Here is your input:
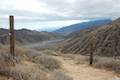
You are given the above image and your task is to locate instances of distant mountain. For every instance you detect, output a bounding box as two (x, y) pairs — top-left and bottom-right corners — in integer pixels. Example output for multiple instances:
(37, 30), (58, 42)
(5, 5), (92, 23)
(60, 18), (120, 57)
(54, 19), (112, 35)
(67, 26), (99, 38)
(0, 28), (64, 45)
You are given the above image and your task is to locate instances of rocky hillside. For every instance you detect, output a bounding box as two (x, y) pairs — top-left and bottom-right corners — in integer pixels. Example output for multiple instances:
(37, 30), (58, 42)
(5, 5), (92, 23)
(0, 28), (64, 45)
(60, 18), (120, 57)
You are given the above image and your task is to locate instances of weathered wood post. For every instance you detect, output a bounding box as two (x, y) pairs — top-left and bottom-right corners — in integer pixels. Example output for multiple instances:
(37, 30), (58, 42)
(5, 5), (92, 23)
(9, 16), (15, 56)
(89, 33), (94, 65)
(89, 44), (93, 65)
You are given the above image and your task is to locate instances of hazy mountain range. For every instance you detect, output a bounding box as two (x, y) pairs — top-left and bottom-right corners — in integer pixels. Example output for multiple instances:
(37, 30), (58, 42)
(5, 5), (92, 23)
(0, 19), (113, 46)
(54, 19), (112, 35)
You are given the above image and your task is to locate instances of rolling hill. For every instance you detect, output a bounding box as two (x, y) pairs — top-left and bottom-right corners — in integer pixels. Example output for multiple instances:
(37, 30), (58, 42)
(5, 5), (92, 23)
(60, 18), (120, 57)
(0, 28), (64, 45)
(54, 19), (112, 35)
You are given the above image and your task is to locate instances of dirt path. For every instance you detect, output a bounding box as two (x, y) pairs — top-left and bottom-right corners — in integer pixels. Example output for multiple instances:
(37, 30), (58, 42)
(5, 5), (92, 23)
(53, 55), (119, 80)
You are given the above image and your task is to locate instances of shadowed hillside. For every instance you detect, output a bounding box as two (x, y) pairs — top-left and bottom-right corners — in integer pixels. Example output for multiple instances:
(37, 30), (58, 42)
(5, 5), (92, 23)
(60, 18), (120, 57)
(0, 28), (64, 45)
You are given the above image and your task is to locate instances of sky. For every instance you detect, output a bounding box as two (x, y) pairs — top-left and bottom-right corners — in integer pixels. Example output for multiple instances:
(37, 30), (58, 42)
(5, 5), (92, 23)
(0, 0), (120, 31)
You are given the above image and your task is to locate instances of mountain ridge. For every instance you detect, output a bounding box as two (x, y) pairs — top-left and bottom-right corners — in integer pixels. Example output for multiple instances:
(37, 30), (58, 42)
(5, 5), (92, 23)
(60, 18), (120, 57)
(54, 19), (112, 35)
(0, 28), (64, 45)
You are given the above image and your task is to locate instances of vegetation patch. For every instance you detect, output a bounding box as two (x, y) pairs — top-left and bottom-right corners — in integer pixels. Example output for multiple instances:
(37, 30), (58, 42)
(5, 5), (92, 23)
(33, 55), (61, 70)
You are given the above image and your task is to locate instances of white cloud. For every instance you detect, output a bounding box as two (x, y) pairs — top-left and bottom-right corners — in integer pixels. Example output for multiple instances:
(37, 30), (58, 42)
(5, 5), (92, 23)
(40, 0), (120, 19)
(1, 0), (47, 12)
(0, 0), (120, 20)
(1, 0), (120, 30)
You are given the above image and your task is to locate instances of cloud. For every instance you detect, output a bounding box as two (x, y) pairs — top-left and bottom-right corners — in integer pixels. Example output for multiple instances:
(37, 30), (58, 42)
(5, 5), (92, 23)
(0, 0), (120, 21)
(40, 0), (120, 19)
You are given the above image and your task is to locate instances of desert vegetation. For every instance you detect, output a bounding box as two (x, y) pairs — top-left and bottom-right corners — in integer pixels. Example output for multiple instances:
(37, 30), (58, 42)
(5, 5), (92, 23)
(61, 53), (120, 73)
(1, 18), (120, 80)
(0, 45), (72, 80)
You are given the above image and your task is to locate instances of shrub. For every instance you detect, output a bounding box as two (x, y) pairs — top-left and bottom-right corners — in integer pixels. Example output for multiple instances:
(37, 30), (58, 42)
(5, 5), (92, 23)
(51, 70), (73, 80)
(42, 49), (58, 56)
(8, 65), (48, 80)
(0, 75), (8, 80)
(0, 63), (49, 80)
(33, 55), (61, 70)
(94, 58), (120, 73)
(24, 50), (42, 60)
(0, 52), (15, 76)
(0, 45), (29, 64)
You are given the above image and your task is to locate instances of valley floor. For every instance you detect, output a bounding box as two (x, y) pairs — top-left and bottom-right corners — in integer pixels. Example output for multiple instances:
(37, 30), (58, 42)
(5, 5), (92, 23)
(23, 39), (64, 50)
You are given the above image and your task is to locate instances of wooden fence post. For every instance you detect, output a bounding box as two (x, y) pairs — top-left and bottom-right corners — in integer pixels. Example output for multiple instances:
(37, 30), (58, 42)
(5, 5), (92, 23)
(9, 16), (15, 56)
(89, 43), (93, 65)
(89, 33), (94, 65)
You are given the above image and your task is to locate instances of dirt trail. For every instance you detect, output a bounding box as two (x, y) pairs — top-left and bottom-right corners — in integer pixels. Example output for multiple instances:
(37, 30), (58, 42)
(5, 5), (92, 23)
(53, 55), (119, 80)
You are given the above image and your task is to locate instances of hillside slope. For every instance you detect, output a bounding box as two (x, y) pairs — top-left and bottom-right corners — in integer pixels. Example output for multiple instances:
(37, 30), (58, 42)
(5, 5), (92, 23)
(0, 28), (64, 45)
(60, 18), (120, 57)
(54, 19), (112, 35)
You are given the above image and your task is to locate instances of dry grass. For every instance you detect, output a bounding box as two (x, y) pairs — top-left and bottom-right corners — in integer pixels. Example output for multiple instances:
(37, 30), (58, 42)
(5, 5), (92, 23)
(8, 63), (48, 80)
(33, 55), (61, 70)
(0, 45), (29, 64)
(75, 55), (120, 73)
(42, 49), (58, 56)
(0, 45), (65, 80)
(0, 45), (30, 79)
(61, 53), (120, 73)
(0, 61), (49, 80)
(94, 57), (120, 73)
(61, 54), (89, 64)
(0, 75), (8, 80)
(51, 70), (73, 80)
